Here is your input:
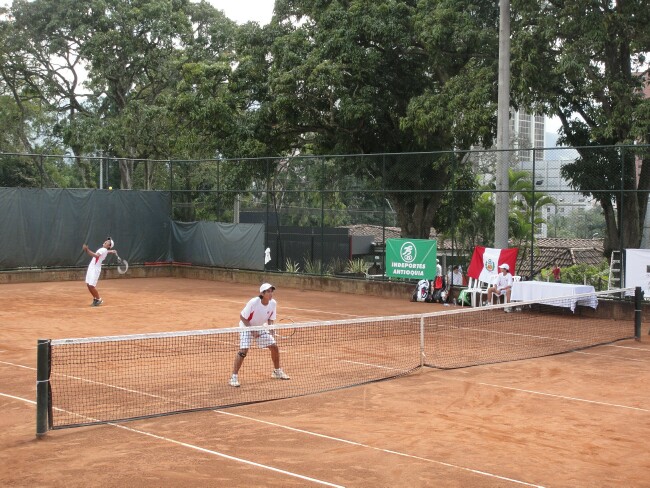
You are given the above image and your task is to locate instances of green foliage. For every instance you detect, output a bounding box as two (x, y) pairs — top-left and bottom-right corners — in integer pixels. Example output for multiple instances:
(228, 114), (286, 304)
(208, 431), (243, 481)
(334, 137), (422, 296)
(345, 258), (367, 275)
(262, 0), (500, 238)
(540, 262), (609, 290)
(303, 258), (323, 275)
(284, 258), (300, 274)
(546, 207), (606, 239)
(511, 0), (650, 251)
(328, 257), (347, 275)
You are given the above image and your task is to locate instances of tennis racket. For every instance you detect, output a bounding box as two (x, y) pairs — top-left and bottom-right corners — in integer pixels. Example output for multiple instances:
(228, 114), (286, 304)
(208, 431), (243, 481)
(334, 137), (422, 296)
(115, 253), (129, 274)
(274, 317), (296, 339)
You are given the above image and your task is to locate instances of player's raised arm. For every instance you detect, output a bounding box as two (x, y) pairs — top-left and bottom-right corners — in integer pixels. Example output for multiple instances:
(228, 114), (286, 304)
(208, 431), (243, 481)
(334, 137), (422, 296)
(82, 244), (99, 258)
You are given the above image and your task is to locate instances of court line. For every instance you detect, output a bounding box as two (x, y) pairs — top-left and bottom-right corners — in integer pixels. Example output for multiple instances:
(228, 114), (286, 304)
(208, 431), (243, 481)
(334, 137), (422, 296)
(0, 297), (365, 320)
(0, 387), (544, 488)
(604, 343), (650, 352)
(475, 382), (650, 412)
(215, 410), (545, 487)
(0, 392), (344, 488)
(574, 350), (650, 363)
(436, 376), (649, 413)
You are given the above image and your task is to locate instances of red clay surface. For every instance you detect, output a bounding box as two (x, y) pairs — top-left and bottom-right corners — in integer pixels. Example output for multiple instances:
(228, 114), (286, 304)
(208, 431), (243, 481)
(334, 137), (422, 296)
(1, 277), (649, 487)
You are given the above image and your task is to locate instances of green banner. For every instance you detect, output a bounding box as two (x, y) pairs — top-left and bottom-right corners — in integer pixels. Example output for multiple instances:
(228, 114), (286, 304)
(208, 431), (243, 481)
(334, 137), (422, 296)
(385, 238), (437, 279)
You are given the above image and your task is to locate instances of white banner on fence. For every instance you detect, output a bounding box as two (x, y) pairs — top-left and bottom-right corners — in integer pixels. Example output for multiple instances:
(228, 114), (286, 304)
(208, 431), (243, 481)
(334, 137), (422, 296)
(624, 249), (650, 297)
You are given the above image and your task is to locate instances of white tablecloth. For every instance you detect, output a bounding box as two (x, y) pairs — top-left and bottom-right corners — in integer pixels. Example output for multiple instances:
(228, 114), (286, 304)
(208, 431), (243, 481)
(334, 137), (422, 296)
(510, 282), (598, 312)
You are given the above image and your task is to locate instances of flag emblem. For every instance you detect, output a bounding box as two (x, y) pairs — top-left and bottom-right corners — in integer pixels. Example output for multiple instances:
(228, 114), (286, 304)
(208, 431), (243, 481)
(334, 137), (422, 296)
(467, 246), (518, 283)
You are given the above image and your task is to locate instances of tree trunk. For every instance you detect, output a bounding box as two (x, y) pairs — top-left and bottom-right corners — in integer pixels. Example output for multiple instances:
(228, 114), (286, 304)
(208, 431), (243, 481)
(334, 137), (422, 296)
(119, 159), (133, 189)
(621, 192), (640, 249)
(392, 192), (444, 239)
(602, 199), (618, 258)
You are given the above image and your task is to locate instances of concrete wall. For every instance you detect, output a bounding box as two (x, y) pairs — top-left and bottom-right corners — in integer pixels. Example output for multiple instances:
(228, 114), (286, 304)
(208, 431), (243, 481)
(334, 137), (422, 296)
(0, 265), (413, 299)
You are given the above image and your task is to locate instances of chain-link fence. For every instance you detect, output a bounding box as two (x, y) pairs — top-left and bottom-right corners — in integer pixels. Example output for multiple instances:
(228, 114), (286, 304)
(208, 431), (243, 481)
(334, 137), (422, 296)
(2, 145), (649, 284)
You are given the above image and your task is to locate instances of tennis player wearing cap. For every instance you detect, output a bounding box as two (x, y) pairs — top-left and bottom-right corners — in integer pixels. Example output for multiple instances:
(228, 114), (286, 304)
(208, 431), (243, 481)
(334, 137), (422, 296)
(486, 263), (514, 307)
(230, 283), (290, 387)
(82, 237), (117, 307)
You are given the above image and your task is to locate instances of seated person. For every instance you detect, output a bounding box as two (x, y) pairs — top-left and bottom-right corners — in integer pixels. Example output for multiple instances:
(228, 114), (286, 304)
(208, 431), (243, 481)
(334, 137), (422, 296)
(486, 263), (514, 305)
(447, 265), (463, 287)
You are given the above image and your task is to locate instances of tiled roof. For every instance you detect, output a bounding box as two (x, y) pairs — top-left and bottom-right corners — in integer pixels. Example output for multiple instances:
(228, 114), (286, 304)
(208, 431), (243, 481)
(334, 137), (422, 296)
(345, 224), (404, 240)
(515, 238), (605, 279)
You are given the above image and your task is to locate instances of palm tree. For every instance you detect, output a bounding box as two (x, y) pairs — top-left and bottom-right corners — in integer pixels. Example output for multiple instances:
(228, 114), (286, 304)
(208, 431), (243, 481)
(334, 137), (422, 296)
(508, 169), (554, 248)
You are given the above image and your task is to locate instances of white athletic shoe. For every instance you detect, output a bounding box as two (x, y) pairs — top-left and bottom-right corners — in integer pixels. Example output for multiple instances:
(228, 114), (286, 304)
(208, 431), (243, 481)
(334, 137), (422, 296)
(229, 375), (240, 387)
(271, 369), (290, 380)
(504, 307), (512, 313)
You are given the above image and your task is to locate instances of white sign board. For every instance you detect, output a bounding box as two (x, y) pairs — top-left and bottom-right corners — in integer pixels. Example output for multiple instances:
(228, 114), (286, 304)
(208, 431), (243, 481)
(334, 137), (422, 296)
(624, 249), (650, 296)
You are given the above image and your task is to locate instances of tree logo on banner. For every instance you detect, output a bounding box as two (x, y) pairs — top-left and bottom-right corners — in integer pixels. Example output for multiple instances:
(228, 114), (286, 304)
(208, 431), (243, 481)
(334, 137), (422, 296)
(400, 241), (417, 263)
(485, 258), (496, 273)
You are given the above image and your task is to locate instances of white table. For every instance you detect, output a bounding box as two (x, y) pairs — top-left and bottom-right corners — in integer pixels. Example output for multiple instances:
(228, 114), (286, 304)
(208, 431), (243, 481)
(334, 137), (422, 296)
(510, 281), (598, 312)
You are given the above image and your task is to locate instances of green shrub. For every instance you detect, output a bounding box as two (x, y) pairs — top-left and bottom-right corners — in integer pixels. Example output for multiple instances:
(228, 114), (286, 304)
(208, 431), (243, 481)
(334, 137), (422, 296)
(303, 258), (323, 275)
(345, 258), (367, 275)
(542, 261), (609, 290)
(284, 258), (301, 273)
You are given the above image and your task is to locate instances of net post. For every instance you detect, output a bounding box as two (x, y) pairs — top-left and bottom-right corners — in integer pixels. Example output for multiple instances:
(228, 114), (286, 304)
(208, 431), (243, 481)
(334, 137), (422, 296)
(419, 316), (425, 368)
(36, 339), (51, 437)
(634, 287), (643, 340)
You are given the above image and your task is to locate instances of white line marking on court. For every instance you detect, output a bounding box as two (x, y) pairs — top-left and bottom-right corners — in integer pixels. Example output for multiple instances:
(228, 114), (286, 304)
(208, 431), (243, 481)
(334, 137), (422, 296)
(574, 351), (649, 362)
(282, 306), (364, 318)
(0, 392), (35, 404)
(0, 360), (35, 370)
(476, 382), (650, 412)
(0, 391), (344, 488)
(215, 410), (544, 487)
(604, 344), (650, 352)
(106, 424), (345, 487)
(179, 296), (366, 319)
(1, 361), (541, 487)
(436, 377), (650, 413)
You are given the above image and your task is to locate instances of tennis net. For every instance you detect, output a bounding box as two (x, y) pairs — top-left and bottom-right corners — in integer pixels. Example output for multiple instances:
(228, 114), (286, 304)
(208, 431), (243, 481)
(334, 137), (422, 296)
(37, 287), (640, 433)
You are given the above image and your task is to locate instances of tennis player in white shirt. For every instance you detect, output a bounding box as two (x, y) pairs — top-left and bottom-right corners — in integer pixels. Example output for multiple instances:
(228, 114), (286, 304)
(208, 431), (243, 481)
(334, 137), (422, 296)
(230, 283), (290, 387)
(486, 263), (514, 306)
(82, 237), (117, 307)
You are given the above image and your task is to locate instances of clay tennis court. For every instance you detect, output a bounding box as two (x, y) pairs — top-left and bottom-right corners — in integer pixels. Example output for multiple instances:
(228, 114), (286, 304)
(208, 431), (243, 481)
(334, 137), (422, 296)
(1, 276), (650, 487)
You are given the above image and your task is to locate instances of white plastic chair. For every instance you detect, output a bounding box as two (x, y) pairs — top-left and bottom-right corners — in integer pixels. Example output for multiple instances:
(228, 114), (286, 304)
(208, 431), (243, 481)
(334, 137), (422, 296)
(464, 277), (490, 307)
(459, 278), (477, 307)
(480, 274), (499, 305)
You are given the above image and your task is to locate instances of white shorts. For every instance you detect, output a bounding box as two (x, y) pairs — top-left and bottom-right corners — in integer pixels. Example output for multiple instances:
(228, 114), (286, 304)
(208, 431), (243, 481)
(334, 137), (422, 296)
(239, 328), (276, 349)
(85, 266), (101, 287)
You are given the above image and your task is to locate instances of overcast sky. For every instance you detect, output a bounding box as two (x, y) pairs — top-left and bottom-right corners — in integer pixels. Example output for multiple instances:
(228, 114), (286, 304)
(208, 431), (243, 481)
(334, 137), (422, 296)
(209, 0), (274, 25)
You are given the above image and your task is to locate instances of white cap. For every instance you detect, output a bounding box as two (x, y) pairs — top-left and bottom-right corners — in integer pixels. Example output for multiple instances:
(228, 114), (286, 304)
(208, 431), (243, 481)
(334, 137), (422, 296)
(499, 263), (509, 270)
(260, 283), (275, 293)
(108, 239), (114, 249)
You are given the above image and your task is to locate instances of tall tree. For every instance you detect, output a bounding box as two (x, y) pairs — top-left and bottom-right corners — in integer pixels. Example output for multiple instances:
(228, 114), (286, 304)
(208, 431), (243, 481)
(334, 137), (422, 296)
(4, 0), (204, 189)
(251, 0), (500, 238)
(511, 0), (650, 255)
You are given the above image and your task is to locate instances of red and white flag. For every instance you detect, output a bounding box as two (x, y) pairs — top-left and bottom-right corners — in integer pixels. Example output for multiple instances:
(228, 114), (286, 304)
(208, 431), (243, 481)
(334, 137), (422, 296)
(467, 246), (518, 282)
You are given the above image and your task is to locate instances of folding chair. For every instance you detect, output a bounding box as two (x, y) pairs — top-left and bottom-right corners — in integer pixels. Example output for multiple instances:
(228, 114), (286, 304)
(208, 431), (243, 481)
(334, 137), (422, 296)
(479, 275), (498, 306)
